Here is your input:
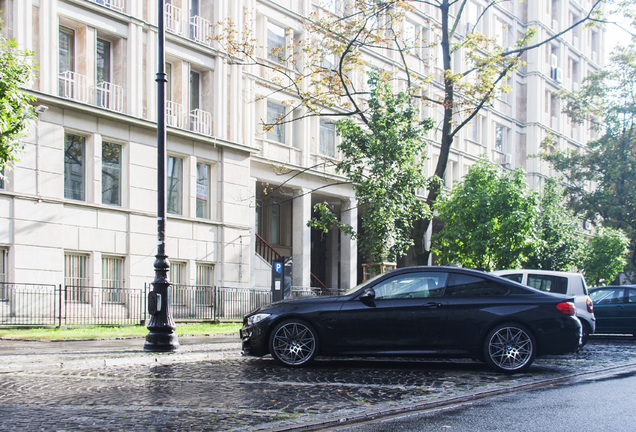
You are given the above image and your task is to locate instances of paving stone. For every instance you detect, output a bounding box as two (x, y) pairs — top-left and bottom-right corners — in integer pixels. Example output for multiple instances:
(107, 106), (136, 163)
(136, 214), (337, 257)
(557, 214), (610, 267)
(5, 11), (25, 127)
(0, 336), (634, 431)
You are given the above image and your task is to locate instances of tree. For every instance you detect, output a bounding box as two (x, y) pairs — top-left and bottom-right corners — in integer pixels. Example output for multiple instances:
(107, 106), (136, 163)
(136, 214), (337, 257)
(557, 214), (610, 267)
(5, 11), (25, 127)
(581, 227), (629, 286)
(216, 0), (606, 264)
(542, 34), (636, 268)
(431, 158), (539, 271)
(308, 72), (434, 263)
(0, 24), (36, 171)
(524, 177), (586, 271)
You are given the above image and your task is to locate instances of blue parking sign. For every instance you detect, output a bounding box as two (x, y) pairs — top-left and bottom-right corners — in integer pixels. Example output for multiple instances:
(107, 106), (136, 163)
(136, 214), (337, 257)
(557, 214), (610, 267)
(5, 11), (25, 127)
(275, 262), (282, 273)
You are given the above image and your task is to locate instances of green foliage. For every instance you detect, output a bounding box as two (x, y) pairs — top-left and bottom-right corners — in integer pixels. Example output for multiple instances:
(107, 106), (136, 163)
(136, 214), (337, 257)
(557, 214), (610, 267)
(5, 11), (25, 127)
(432, 158), (539, 271)
(582, 227), (629, 286)
(0, 27), (36, 170)
(543, 37), (636, 268)
(525, 177), (586, 271)
(308, 71), (433, 263)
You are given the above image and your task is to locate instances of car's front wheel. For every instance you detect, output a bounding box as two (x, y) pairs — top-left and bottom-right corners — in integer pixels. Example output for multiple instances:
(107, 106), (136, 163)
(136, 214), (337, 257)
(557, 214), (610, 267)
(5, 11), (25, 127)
(483, 323), (536, 373)
(269, 319), (318, 367)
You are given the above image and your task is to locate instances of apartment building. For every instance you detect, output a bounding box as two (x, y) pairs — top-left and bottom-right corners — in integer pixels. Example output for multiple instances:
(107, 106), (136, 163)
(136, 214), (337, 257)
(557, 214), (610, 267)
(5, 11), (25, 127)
(0, 0), (603, 296)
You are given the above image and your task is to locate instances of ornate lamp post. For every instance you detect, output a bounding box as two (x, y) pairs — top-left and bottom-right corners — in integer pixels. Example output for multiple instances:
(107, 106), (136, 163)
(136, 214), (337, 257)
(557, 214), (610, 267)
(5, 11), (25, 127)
(144, 0), (179, 352)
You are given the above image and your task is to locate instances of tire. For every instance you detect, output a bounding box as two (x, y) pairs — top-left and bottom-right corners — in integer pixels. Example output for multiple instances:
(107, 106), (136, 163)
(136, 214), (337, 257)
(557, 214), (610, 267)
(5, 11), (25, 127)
(483, 323), (536, 373)
(269, 319), (318, 367)
(580, 321), (591, 347)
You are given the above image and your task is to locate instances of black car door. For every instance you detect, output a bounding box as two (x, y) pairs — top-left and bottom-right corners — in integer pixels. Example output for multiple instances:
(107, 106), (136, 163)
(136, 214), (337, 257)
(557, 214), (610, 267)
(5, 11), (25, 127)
(441, 272), (513, 352)
(334, 271), (449, 354)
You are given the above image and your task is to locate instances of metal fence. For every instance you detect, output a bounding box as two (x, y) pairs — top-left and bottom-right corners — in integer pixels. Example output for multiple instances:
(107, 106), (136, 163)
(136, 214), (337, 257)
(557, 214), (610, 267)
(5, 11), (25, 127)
(0, 283), (275, 327)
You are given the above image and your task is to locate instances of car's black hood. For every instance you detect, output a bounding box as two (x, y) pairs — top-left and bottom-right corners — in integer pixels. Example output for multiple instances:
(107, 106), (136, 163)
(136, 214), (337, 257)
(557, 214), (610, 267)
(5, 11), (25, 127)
(246, 295), (345, 316)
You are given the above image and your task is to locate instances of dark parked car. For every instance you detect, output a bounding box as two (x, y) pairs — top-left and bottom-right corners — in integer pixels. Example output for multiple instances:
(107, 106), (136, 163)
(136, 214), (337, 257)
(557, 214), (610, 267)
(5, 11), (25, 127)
(241, 267), (582, 373)
(589, 286), (636, 336)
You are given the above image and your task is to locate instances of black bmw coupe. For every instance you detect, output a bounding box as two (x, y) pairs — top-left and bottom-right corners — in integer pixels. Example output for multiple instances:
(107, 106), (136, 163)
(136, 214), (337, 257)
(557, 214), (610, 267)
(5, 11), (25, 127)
(241, 266), (582, 373)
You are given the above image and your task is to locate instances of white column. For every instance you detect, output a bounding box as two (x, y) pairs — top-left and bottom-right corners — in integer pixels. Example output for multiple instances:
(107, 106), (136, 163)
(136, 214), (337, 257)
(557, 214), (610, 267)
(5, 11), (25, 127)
(292, 188), (311, 289)
(340, 198), (357, 291)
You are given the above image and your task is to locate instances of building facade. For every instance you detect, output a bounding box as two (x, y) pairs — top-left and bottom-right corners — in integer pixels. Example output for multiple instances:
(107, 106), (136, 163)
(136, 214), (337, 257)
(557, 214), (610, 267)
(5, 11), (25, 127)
(0, 0), (603, 295)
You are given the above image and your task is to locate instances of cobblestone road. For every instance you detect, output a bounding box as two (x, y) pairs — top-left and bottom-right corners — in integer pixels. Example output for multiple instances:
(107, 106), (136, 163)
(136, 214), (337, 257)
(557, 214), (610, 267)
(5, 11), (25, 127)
(0, 336), (635, 431)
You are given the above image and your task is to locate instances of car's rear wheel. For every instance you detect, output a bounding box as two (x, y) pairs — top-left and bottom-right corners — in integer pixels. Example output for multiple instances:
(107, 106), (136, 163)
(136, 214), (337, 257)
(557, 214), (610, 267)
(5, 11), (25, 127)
(580, 321), (592, 347)
(269, 319), (318, 367)
(483, 323), (536, 373)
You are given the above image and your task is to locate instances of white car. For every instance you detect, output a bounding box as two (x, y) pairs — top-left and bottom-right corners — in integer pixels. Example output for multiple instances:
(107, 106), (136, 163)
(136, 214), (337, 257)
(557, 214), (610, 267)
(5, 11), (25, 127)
(492, 269), (596, 345)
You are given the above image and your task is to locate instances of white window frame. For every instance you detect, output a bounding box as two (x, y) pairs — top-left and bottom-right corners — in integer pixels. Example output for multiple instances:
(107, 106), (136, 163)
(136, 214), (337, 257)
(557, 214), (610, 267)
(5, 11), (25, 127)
(319, 119), (336, 158)
(64, 133), (86, 201)
(102, 141), (122, 206)
(196, 162), (211, 219)
(266, 101), (286, 143)
(65, 253), (90, 303)
(167, 155), (184, 215)
(102, 255), (125, 303)
(267, 22), (286, 63)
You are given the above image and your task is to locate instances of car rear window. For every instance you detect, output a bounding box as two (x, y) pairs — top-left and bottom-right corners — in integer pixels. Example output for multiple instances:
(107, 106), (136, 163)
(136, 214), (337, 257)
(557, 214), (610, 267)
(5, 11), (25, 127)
(527, 274), (568, 294)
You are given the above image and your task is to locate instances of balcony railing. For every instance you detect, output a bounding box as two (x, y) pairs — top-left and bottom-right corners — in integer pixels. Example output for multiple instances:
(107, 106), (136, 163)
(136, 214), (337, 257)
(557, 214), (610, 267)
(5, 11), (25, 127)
(96, 81), (124, 112)
(166, 3), (183, 35)
(59, 71), (89, 103)
(166, 100), (186, 129)
(90, 0), (124, 12)
(190, 108), (212, 135)
(190, 15), (213, 46)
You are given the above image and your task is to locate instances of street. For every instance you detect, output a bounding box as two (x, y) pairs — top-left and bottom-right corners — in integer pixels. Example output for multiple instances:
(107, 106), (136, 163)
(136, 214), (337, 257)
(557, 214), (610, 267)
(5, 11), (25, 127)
(335, 368), (636, 432)
(0, 336), (634, 431)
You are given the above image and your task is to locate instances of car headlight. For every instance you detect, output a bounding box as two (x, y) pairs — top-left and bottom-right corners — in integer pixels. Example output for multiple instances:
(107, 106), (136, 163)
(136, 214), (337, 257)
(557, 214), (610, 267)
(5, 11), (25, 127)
(247, 313), (271, 326)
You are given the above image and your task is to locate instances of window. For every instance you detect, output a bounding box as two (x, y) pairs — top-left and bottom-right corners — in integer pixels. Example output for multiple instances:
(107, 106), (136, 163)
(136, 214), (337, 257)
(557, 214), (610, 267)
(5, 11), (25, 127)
(65, 253), (90, 302)
(494, 124), (506, 152)
(171, 261), (188, 305)
(96, 38), (111, 86)
(102, 256), (125, 303)
(372, 272), (447, 300)
(58, 27), (75, 96)
(527, 274), (568, 295)
(267, 22), (286, 63)
(189, 0), (200, 39)
(319, 119), (336, 157)
(271, 203), (281, 245)
(196, 263), (214, 305)
(167, 156), (183, 215)
(445, 274), (509, 297)
(0, 248), (7, 300)
(267, 101), (286, 143)
(190, 71), (200, 112)
(64, 133), (86, 201)
(590, 288), (624, 305)
(323, 0), (339, 14)
(404, 21), (418, 54)
(500, 273), (523, 284)
(469, 116), (481, 143)
(196, 162), (211, 219)
(102, 141), (121, 206)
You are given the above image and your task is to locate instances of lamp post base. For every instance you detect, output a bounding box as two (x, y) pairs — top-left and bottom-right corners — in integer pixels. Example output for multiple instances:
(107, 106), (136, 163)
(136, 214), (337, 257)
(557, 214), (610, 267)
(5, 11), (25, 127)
(144, 330), (180, 352)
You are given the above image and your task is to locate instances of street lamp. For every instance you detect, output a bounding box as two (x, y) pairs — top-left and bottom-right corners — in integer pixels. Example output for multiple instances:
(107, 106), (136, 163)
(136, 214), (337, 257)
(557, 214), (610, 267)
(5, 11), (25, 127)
(144, 0), (179, 352)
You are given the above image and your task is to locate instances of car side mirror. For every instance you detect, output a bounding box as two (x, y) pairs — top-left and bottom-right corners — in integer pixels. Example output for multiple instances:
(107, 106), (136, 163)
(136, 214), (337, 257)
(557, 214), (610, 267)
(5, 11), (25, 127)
(360, 288), (375, 301)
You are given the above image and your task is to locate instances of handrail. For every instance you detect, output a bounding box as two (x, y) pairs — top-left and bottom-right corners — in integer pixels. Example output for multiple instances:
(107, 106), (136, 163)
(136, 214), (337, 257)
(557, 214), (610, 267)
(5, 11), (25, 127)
(254, 233), (328, 290)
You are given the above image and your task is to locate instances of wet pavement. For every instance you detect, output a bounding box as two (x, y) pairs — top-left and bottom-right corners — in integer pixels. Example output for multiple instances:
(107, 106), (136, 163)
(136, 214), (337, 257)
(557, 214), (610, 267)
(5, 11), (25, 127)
(0, 335), (635, 431)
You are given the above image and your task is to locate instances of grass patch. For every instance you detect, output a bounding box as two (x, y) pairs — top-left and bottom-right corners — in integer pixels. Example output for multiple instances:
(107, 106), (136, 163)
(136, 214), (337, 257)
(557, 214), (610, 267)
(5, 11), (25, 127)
(0, 322), (242, 341)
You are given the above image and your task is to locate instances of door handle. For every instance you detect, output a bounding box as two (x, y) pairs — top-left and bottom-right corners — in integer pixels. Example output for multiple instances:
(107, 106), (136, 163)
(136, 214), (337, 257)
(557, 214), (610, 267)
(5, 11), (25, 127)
(424, 302), (442, 309)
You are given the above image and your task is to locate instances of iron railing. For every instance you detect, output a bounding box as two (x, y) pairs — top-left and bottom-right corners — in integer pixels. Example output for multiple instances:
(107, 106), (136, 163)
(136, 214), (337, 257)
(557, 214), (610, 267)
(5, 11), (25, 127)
(0, 283), (276, 327)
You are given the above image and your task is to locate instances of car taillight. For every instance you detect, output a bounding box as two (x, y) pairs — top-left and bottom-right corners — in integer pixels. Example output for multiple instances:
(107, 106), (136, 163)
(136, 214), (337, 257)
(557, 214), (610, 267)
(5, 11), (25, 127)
(586, 297), (594, 314)
(556, 302), (577, 316)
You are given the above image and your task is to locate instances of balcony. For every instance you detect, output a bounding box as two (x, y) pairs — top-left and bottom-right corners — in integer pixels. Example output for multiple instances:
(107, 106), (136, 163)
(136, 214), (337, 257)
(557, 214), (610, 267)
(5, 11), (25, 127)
(59, 71), (89, 104)
(190, 109), (212, 135)
(96, 81), (124, 112)
(90, 0), (124, 12)
(166, 3), (183, 36)
(166, 100), (186, 129)
(190, 15), (213, 46)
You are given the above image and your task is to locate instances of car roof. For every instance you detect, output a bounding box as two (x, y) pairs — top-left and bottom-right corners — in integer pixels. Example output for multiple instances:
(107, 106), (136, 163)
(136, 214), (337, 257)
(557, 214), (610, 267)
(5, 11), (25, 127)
(492, 269), (582, 277)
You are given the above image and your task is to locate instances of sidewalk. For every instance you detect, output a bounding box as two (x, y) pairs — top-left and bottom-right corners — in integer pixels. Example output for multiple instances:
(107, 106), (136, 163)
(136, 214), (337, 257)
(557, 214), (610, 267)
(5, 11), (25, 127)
(0, 334), (242, 372)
